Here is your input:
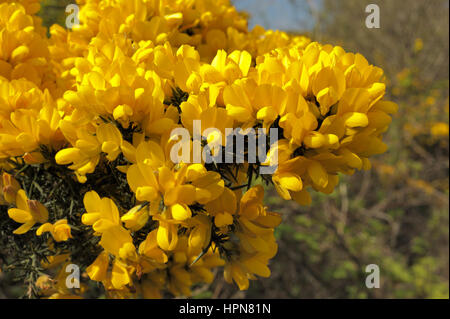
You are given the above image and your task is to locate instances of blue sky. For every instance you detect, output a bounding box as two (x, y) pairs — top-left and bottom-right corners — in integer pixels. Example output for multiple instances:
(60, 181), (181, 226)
(232, 0), (316, 32)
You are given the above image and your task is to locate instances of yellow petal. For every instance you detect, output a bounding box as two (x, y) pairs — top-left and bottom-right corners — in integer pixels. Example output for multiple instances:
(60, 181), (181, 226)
(96, 123), (122, 152)
(100, 226), (133, 256)
(344, 112), (369, 128)
(36, 223), (53, 236)
(291, 189), (312, 206)
(121, 140), (136, 164)
(307, 161), (328, 188)
(242, 257), (271, 277)
(93, 219), (117, 233)
(11, 45), (30, 62)
(83, 191), (102, 209)
(55, 148), (82, 165)
(100, 197), (120, 224)
(164, 184), (196, 206)
(256, 106), (278, 123)
(214, 212), (233, 227)
(8, 208), (32, 223)
(157, 222), (178, 251)
(81, 212), (101, 225)
(86, 251), (109, 282)
(230, 264), (249, 290)
(15, 189), (29, 211)
(121, 205), (149, 231)
(13, 221), (35, 235)
(304, 132), (326, 148)
(170, 204), (192, 221)
(111, 260), (131, 289)
(277, 173), (303, 192)
(136, 186), (159, 202)
(53, 223), (72, 241)
(226, 105), (252, 122)
(113, 104), (133, 120)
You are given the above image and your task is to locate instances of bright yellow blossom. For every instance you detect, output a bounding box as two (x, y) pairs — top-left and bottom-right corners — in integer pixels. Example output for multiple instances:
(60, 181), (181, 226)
(36, 219), (72, 242)
(7, 189), (48, 234)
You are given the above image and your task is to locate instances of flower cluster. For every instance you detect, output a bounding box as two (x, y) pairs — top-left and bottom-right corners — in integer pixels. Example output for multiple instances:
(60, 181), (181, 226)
(0, 0), (396, 298)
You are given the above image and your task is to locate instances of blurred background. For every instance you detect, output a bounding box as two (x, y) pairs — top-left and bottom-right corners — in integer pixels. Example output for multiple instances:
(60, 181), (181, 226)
(1, 0), (448, 299)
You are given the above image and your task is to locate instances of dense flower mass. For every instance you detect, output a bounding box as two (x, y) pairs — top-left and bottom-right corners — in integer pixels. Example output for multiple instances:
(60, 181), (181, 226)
(0, 0), (397, 298)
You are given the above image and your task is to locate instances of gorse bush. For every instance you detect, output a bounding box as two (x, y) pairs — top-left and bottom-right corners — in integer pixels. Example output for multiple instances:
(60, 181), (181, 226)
(0, 0), (397, 298)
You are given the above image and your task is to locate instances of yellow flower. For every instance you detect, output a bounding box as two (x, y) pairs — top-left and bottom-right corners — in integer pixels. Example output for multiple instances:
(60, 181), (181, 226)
(165, 235), (224, 297)
(180, 90), (234, 145)
(202, 50), (252, 85)
(36, 219), (72, 242)
(222, 186), (281, 289)
(126, 141), (225, 218)
(0, 172), (20, 204)
(187, 214), (212, 251)
(224, 78), (288, 129)
(81, 190), (121, 233)
(431, 122), (449, 137)
(7, 189), (48, 234)
(224, 262), (250, 290)
(55, 122), (123, 182)
(0, 81), (63, 162)
(138, 229), (168, 264)
(414, 38), (424, 53)
(0, 0), (41, 15)
(156, 220), (179, 251)
(121, 204), (150, 231)
(110, 258), (133, 290)
(0, 2), (50, 86)
(312, 66), (346, 116)
(35, 274), (52, 291)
